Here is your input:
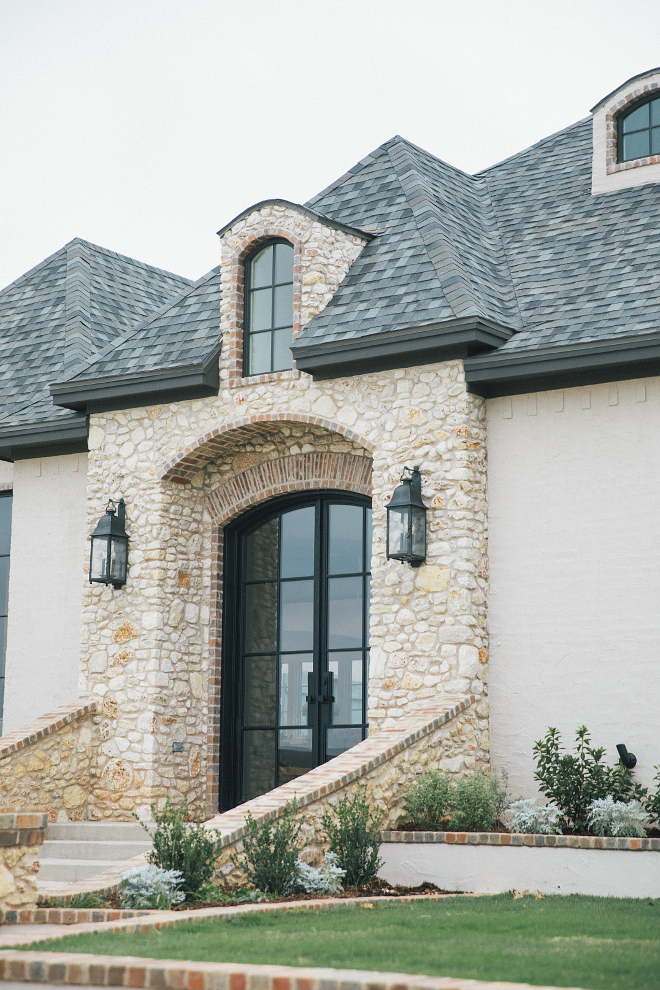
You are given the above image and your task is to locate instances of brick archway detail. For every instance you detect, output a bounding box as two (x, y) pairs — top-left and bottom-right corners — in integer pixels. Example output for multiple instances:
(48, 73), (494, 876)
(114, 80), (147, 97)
(162, 413), (375, 484)
(207, 451), (373, 525)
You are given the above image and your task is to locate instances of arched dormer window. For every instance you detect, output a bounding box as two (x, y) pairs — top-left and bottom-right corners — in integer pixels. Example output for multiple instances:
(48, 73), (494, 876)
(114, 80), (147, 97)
(244, 239), (294, 376)
(618, 94), (660, 162)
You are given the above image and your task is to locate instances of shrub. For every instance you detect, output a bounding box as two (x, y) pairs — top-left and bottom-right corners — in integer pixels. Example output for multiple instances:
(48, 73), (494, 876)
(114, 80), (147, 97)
(136, 795), (223, 899)
(507, 798), (561, 834)
(405, 770), (454, 829)
(237, 799), (305, 896)
(295, 852), (345, 894)
(118, 865), (185, 910)
(321, 787), (383, 887)
(588, 796), (646, 838)
(448, 772), (507, 832)
(644, 765), (660, 827)
(533, 725), (648, 835)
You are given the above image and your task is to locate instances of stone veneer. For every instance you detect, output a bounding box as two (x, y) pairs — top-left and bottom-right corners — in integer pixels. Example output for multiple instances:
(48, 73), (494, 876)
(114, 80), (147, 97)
(0, 812), (47, 911)
(80, 202), (490, 820)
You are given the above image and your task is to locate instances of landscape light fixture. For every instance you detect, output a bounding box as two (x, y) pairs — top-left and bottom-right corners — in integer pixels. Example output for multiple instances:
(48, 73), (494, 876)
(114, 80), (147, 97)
(386, 465), (427, 566)
(89, 498), (129, 588)
(616, 743), (637, 769)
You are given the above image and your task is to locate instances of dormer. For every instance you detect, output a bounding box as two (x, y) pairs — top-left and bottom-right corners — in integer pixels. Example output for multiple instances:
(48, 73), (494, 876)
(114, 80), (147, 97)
(592, 67), (660, 194)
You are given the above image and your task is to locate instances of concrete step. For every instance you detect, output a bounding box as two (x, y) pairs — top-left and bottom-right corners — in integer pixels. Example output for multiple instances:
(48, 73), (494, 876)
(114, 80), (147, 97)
(37, 858), (129, 883)
(40, 839), (152, 861)
(45, 822), (151, 841)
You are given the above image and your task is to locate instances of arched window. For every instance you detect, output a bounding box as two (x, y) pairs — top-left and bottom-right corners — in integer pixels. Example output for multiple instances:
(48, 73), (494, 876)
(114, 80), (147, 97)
(244, 240), (294, 376)
(618, 94), (660, 162)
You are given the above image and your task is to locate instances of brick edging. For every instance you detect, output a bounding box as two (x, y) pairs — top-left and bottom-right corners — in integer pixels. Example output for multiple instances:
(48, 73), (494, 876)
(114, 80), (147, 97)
(0, 702), (97, 759)
(0, 908), (155, 926)
(382, 830), (660, 851)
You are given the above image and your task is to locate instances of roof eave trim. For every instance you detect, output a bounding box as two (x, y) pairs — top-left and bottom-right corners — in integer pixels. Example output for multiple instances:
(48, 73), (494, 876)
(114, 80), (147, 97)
(464, 331), (660, 397)
(590, 67), (660, 113)
(0, 416), (89, 463)
(50, 341), (222, 414)
(292, 317), (515, 380)
(216, 199), (376, 241)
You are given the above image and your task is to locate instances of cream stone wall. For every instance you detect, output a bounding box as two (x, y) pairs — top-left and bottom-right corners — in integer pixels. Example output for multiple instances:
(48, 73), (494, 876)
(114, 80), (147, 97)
(80, 204), (489, 819)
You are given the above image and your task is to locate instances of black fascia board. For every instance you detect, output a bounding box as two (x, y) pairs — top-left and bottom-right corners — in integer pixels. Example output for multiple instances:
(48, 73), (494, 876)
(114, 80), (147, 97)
(50, 342), (222, 415)
(464, 330), (660, 397)
(216, 199), (376, 241)
(0, 415), (88, 462)
(291, 318), (515, 380)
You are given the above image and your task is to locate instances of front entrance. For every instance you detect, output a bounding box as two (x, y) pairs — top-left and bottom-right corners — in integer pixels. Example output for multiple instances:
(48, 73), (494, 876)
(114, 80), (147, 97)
(220, 491), (372, 809)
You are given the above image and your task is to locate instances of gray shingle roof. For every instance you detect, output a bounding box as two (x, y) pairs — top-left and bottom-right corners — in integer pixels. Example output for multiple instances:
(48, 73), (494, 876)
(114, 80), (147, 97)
(0, 239), (191, 431)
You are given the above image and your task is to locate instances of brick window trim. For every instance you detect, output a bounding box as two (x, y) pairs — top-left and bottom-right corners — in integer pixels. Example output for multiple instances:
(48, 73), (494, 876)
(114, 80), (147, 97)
(223, 227), (303, 384)
(604, 81), (660, 171)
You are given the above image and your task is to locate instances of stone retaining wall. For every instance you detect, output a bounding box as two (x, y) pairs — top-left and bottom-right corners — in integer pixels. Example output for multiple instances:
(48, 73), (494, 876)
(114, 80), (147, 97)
(0, 812), (47, 912)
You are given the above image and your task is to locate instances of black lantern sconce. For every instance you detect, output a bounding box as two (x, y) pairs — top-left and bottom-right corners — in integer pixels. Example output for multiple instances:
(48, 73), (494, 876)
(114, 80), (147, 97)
(386, 465), (427, 566)
(89, 498), (129, 588)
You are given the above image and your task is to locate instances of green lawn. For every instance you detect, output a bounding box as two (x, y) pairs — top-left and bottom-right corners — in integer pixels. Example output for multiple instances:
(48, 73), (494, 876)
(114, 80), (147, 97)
(24, 895), (660, 990)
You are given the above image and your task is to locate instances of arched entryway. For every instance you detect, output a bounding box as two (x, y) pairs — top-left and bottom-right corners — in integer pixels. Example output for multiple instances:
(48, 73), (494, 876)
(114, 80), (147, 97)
(220, 490), (372, 810)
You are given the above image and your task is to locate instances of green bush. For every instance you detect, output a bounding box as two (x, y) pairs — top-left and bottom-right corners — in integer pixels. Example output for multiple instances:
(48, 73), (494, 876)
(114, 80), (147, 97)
(533, 726), (648, 835)
(136, 796), (223, 899)
(405, 769), (454, 829)
(237, 799), (304, 896)
(449, 772), (507, 832)
(321, 787), (383, 887)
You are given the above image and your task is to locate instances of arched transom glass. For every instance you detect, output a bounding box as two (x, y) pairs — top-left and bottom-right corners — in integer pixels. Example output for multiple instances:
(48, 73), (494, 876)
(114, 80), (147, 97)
(245, 240), (294, 376)
(618, 95), (660, 162)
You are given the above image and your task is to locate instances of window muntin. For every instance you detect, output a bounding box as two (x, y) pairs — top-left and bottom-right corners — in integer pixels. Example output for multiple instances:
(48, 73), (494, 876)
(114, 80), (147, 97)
(245, 240), (294, 376)
(618, 95), (660, 162)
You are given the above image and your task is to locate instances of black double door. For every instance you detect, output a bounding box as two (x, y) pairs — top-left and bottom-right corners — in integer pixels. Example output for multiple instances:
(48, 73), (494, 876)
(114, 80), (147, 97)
(221, 492), (372, 809)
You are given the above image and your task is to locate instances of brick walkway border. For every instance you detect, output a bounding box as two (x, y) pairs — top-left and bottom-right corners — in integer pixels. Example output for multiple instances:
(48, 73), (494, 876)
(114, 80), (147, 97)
(383, 830), (660, 851)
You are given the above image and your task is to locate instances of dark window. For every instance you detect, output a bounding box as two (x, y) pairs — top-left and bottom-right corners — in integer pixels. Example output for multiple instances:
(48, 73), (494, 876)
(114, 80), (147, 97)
(618, 95), (660, 162)
(0, 492), (12, 735)
(245, 240), (294, 376)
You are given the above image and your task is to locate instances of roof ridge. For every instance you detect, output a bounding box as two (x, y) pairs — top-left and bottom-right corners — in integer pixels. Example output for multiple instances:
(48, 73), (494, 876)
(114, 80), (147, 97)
(65, 237), (193, 284)
(305, 136), (401, 208)
(475, 116), (591, 175)
(0, 244), (67, 298)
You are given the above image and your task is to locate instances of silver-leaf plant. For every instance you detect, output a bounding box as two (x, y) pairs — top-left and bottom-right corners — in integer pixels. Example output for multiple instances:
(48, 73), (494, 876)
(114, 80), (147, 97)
(295, 852), (346, 894)
(118, 865), (186, 910)
(587, 796), (646, 838)
(507, 798), (561, 834)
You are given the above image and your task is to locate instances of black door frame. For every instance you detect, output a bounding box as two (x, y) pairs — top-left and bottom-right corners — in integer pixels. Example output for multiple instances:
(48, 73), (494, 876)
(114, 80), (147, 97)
(219, 489), (371, 811)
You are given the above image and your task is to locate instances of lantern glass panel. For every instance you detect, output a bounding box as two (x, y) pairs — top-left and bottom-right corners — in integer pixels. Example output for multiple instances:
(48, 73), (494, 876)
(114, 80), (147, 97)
(411, 506), (426, 559)
(109, 538), (128, 584)
(90, 537), (109, 581)
(388, 506), (409, 558)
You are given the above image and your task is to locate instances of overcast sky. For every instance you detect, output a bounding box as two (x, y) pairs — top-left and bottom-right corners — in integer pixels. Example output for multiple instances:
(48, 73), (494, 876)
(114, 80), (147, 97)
(2, 0), (660, 290)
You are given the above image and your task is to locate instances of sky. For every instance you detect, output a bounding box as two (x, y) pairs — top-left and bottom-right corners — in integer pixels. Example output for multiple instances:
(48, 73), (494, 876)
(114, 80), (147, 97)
(1, 0), (660, 290)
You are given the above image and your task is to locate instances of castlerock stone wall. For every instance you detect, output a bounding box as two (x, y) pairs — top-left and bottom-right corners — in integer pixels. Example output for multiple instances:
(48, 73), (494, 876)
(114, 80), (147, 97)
(80, 203), (490, 820)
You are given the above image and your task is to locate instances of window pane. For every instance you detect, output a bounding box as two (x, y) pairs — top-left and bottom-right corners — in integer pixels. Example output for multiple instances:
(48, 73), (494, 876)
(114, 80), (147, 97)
(652, 99), (660, 126)
(245, 518), (278, 581)
(278, 727), (313, 785)
(248, 329), (271, 376)
(90, 537), (109, 581)
(274, 242), (294, 283)
(652, 127), (660, 156)
(280, 579), (314, 652)
(244, 656), (277, 726)
(0, 616), (6, 676)
(388, 506), (408, 557)
(0, 497), (11, 557)
(411, 506), (426, 557)
(245, 582), (277, 653)
(272, 327), (293, 372)
(249, 287), (272, 332)
(273, 283), (293, 328)
(242, 730), (276, 801)
(328, 652), (363, 724)
(328, 576), (363, 649)
(623, 103), (650, 133)
(250, 245), (274, 288)
(109, 539), (127, 583)
(328, 504), (363, 575)
(281, 506), (315, 578)
(0, 557), (8, 617)
(326, 726), (362, 759)
(623, 130), (650, 161)
(279, 653), (313, 726)
(365, 508), (372, 568)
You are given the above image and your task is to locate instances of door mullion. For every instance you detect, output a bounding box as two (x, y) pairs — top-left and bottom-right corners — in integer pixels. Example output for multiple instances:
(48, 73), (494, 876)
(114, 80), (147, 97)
(315, 498), (325, 766)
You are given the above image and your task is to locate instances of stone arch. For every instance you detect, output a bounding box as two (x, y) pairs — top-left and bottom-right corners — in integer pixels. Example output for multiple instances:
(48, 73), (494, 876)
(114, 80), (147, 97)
(206, 451), (373, 525)
(161, 413), (375, 483)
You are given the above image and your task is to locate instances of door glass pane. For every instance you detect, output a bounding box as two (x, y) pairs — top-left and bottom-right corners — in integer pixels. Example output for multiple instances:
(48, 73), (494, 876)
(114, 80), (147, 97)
(279, 654), (313, 726)
(328, 652), (363, 724)
(278, 728), (313, 785)
(274, 242), (294, 283)
(0, 498), (11, 557)
(273, 283), (293, 328)
(328, 576), (363, 648)
(272, 327), (293, 372)
(244, 656), (277, 727)
(245, 582), (277, 653)
(248, 330), (271, 376)
(329, 504), (363, 575)
(250, 245), (273, 288)
(326, 727), (362, 759)
(623, 130), (650, 161)
(281, 507), (315, 578)
(0, 557), (8, 616)
(249, 288), (272, 332)
(280, 579), (314, 651)
(243, 730), (276, 801)
(623, 103), (649, 132)
(245, 518), (278, 581)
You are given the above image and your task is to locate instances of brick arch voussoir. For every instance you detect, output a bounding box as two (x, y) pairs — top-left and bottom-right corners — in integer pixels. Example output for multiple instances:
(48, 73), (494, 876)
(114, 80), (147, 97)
(161, 413), (375, 484)
(206, 451), (373, 525)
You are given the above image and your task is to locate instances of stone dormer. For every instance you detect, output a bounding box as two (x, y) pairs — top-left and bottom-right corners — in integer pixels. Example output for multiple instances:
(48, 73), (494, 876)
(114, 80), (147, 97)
(592, 67), (660, 194)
